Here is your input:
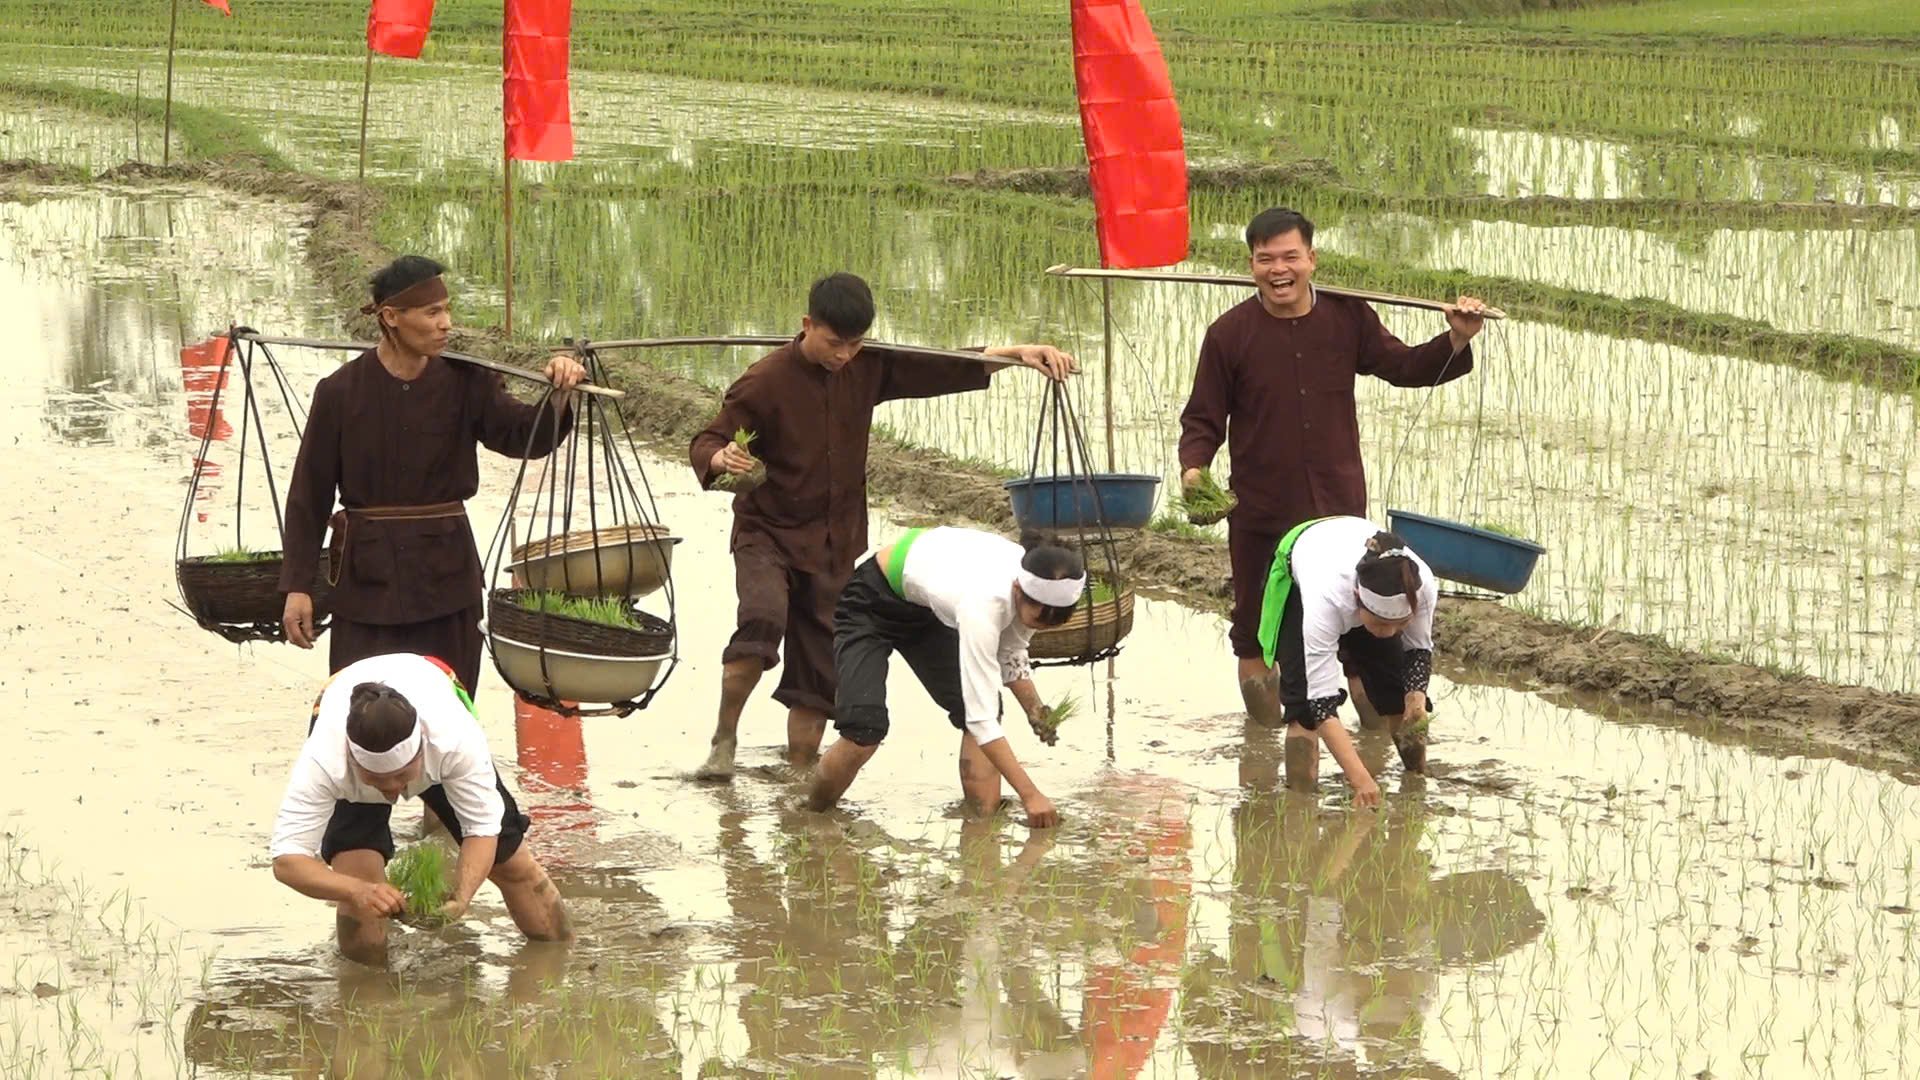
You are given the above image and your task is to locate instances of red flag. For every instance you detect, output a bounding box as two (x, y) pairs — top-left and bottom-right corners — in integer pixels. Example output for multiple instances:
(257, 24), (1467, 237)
(202, 0), (231, 15)
(367, 0), (435, 59)
(1071, 0), (1188, 269)
(503, 0), (574, 162)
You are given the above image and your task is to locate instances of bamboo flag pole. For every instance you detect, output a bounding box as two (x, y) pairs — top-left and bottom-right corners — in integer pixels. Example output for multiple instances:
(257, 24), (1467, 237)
(162, 0), (180, 166)
(503, 150), (515, 335)
(1045, 264), (1507, 320)
(357, 46), (374, 183)
(1101, 278), (1115, 472)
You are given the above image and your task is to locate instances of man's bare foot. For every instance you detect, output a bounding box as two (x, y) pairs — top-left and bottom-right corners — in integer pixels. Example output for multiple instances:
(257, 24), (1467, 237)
(1240, 674), (1282, 729)
(1283, 735), (1318, 792)
(1394, 734), (1427, 774)
(693, 738), (737, 782)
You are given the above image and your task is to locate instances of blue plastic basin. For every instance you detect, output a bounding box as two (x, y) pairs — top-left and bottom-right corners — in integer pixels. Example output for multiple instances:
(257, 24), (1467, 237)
(1385, 509), (1545, 594)
(1004, 474), (1162, 531)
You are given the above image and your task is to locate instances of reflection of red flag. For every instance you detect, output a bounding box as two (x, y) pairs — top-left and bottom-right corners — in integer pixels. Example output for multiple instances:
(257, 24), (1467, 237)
(503, 0), (574, 161)
(202, 0), (231, 15)
(367, 0), (435, 58)
(180, 337), (234, 441)
(1071, 0), (1188, 269)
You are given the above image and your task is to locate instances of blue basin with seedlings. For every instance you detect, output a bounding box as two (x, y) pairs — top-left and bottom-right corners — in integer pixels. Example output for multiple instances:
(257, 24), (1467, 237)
(1005, 473), (1161, 532)
(1386, 509), (1545, 594)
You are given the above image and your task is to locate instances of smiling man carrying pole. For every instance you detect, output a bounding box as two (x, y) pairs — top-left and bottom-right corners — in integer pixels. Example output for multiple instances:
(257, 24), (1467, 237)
(1177, 208), (1488, 766)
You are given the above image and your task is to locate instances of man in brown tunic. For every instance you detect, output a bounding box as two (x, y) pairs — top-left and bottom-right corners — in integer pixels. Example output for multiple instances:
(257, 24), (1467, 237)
(279, 255), (587, 691)
(1178, 208), (1488, 727)
(690, 272), (1076, 779)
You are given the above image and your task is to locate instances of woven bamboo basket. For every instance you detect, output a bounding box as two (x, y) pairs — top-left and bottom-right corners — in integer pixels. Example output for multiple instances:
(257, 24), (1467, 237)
(509, 524), (679, 598)
(487, 588), (673, 658)
(176, 553), (333, 635)
(1028, 584), (1135, 661)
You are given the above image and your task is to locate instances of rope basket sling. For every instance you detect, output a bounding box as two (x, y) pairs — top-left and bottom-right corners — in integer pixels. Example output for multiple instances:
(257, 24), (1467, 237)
(174, 328), (333, 644)
(481, 345), (678, 717)
(1020, 379), (1133, 667)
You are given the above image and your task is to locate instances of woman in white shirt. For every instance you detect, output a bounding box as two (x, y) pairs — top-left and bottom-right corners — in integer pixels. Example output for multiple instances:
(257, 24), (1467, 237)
(1256, 517), (1439, 807)
(807, 527), (1084, 828)
(270, 653), (572, 964)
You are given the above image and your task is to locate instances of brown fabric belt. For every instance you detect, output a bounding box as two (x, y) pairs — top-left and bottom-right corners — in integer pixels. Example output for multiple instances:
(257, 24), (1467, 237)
(327, 501), (466, 586)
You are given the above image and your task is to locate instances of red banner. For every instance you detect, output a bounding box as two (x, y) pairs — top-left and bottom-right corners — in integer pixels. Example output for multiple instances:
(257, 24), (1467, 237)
(1070, 0), (1188, 269)
(503, 0), (574, 162)
(367, 0), (435, 59)
(202, 0), (231, 14)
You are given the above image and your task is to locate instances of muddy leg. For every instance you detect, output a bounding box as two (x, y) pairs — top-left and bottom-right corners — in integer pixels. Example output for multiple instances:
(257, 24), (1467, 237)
(957, 732), (1003, 814)
(489, 847), (574, 942)
(1238, 657), (1282, 729)
(696, 658), (762, 780)
(807, 738), (879, 811)
(329, 849), (391, 967)
(1349, 677), (1386, 731)
(1386, 712), (1426, 773)
(786, 706), (828, 768)
(1283, 723), (1321, 792)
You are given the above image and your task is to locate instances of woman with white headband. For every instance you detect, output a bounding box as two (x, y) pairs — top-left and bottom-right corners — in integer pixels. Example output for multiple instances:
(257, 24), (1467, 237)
(268, 653), (571, 964)
(1256, 517), (1439, 807)
(808, 527), (1085, 828)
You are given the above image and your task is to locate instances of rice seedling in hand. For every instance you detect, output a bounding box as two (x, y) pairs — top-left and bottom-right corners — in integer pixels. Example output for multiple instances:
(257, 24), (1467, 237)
(713, 428), (766, 493)
(1177, 470), (1236, 526)
(387, 842), (456, 925)
(1029, 693), (1078, 746)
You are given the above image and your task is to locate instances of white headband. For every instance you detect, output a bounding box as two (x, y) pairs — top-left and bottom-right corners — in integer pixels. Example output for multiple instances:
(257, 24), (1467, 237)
(1356, 586), (1413, 621)
(349, 722), (422, 774)
(1018, 568), (1087, 609)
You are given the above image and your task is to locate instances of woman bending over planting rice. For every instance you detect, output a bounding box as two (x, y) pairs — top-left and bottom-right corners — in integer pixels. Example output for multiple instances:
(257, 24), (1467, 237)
(1257, 516), (1439, 807)
(269, 653), (572, 965)
(807, 527), (1082, 828)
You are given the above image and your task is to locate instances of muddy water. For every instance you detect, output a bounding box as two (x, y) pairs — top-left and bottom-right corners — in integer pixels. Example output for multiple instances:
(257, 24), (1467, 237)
(1318, 212), (1920, 350)
(4, 185), (1920, 1078)
(0, 98), (180, 171)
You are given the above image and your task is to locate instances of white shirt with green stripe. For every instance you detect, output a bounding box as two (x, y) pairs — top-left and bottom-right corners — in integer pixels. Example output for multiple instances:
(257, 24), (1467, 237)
(886, 527), (1035, 747)
(269, 653), (504, 861)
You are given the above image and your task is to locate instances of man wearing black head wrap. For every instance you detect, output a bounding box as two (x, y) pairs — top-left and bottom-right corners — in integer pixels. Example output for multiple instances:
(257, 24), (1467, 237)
(277, 255), (588, 690)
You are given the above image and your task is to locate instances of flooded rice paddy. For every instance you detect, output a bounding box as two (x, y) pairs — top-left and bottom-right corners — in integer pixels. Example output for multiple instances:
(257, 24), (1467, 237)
(3, 7), (1920, 1076)
(3, 179), (1919, 1078)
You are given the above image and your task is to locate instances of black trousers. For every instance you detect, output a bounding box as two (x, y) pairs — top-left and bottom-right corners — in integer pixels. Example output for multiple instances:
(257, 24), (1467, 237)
(831, 559), (970, 747)
(329, 604), (484, 693)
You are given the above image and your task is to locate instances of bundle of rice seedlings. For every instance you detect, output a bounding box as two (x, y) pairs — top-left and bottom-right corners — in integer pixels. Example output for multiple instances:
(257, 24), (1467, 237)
(713, 428), (767, 493)
(1029, 693), (1078, 746)
(206, 546), (278, 563)
(387, 841), (455, 924)
(1177, 470), (1236, 526)
(518, 590), (641, 628)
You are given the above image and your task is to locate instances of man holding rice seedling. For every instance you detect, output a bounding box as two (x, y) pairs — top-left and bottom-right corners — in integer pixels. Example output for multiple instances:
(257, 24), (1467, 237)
(806, 526), (1082, 827)
(1256, 517), (1441, 804)
(690, 272), (1077, 779)
(279, 255), (587, 691)
(1178, 208), (1485, 726)
(269, 653), (572, 964)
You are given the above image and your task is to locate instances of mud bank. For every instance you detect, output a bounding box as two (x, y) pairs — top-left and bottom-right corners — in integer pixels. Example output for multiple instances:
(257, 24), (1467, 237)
(23, 163), (1908, 769)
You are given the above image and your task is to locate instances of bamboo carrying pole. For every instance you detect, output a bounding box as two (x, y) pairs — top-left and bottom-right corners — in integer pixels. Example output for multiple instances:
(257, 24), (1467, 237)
(584, 334), (1022, 368)
(161, 0), (179, 166)
(1045, 264), (1507, 320)
(229, 332), (626, 399)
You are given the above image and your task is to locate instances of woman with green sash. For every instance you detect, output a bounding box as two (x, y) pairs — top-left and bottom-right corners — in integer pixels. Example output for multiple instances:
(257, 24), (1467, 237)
(807, 527), (1083, 828)
(1257, 516), (1438, 806)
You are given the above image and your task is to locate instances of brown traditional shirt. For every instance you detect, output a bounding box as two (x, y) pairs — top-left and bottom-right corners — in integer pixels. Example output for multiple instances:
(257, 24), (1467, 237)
(1178, 292), (1473, 533)
(279, 350), (573, 624)
(690, 338), (994, 574)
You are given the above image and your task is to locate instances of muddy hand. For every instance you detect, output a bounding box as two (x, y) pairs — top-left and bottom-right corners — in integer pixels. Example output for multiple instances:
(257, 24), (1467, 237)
(1352, 779), (1382, 810)
(349, 880), (406, 919)
(283, 592), (315, 649)
(1027, 705), (1058, 746)
(710, 443), (755, 476)
(437, 896), (471, 923)
(1022, 792), (1060, 829)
